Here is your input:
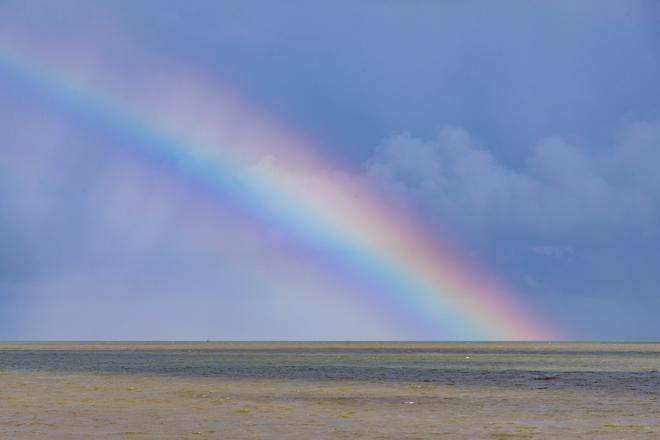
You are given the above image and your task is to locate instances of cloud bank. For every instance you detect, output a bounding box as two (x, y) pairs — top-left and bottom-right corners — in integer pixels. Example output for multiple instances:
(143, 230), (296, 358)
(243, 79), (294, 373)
(365, 124), (659, 244)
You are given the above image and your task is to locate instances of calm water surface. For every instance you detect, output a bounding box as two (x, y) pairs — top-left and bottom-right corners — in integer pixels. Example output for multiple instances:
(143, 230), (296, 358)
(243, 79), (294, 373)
(0, 342), (658, 439)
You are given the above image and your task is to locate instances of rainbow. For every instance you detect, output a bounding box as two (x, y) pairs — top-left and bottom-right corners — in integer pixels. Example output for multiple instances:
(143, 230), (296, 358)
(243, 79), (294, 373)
(0, 49), (556, 340)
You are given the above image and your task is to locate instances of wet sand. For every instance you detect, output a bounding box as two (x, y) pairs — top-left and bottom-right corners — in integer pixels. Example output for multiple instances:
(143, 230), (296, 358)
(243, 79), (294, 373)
(1, 342), (658, 439)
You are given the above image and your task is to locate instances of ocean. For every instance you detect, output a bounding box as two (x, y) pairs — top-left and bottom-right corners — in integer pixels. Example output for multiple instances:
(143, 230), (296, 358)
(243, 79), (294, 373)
(0, 342), (658, 439)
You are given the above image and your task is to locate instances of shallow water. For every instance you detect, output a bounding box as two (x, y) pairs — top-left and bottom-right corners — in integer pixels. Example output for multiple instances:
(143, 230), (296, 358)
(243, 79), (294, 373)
(0, 342), (658, 439)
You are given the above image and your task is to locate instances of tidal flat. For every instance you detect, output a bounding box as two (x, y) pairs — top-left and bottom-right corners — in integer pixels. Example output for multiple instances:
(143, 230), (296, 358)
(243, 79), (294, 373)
(0, 342), (658, 439)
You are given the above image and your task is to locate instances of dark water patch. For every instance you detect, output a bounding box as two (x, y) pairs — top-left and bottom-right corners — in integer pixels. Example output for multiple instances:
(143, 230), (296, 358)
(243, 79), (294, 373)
(1, 346), (659, 395)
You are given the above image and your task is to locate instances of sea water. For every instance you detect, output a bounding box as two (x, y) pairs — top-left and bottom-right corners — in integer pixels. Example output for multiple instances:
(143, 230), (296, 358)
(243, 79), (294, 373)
(0, 342), (658, 439)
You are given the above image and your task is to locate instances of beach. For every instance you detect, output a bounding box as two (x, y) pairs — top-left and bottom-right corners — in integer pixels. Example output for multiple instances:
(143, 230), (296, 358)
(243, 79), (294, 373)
(0, 342), (658, 439)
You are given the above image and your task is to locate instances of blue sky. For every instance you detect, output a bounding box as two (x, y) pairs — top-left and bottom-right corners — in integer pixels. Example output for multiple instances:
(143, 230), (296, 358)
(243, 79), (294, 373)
(1, 1), (659, 340)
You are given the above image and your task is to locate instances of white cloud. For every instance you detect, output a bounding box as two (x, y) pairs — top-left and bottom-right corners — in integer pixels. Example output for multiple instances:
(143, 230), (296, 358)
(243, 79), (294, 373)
(532, 245), (574, 260)
(364, 123), (660, 244)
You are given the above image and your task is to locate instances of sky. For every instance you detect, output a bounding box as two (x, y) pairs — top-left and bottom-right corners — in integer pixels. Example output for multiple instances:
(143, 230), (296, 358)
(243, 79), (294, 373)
(1, 1), (659, 340)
